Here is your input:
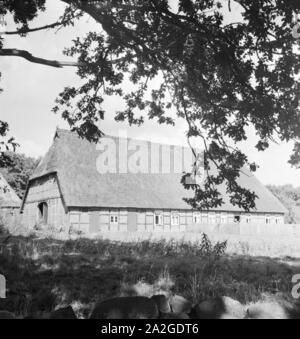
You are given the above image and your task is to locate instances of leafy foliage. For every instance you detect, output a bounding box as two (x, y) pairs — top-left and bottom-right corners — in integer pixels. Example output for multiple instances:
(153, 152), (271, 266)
(0, 64), (17, 165)
(289, 142), (300, 169)
(54, 0), (300, 210)
(1, 0), (300, 210)
(0, 0), (46, 30)
(0, 152), (40, 199)
(0, 121), (18, 168)
(267, 185), (300, 224)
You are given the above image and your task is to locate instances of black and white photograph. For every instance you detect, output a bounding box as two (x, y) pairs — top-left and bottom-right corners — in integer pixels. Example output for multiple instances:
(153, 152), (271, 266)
(1, 0), (300, 323)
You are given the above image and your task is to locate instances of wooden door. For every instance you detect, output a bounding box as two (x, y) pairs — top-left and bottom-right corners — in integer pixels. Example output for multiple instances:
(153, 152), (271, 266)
(128, 211), (137, 232)
(89, 212), (100, 233)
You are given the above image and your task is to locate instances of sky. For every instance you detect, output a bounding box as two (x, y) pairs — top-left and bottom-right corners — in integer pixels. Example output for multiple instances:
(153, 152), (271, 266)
(0, 0), (300, 187)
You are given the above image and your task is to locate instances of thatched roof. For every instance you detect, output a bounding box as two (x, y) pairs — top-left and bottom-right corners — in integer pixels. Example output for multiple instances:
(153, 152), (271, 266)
(0, 173), (21, 208)
(24, 129), (287, 214)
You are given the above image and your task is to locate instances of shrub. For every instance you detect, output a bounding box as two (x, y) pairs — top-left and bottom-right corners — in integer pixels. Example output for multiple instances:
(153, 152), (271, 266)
(0, 216), (6, 235)
(199, 233), (227, 258)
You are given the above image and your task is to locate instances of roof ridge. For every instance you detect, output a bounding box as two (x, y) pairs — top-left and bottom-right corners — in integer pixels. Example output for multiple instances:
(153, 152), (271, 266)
(54, 128), (198, 151)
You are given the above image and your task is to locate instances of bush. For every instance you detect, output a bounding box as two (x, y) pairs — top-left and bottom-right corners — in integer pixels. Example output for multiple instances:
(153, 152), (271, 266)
(199, 233), (227, 258)
(0, 216), (7, 235)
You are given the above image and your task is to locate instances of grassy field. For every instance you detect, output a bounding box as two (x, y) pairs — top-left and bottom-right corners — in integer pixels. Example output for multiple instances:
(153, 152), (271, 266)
(0, 232), (300, 318)
(91, 231), (300, 258)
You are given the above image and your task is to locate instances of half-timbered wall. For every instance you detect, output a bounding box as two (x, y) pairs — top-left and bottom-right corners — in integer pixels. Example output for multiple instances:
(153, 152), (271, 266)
(67, 209), (285, 234)
(22, 174), (69, 230)
(22, 173), (285, 234)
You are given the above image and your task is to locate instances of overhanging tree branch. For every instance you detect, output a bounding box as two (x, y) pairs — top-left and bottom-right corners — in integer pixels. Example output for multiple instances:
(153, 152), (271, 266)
(2, 21), (72, 35)
(2, 9), (82, 35)
(0, 49), (78, 68)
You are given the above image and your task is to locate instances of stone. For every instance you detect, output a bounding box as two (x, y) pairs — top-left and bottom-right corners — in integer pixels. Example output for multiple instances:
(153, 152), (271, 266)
(194, 297), (246, 319)
(169, 295), (192, 314)
(0, 311), (15, 319)
(50, 306), (77, 319)
(246, 301), (288, 319)
(194, 300), (220, 319)
(90, 296), (159, 319)
(219, 314), (240, 319)
(285, 301), (300, 319)
(221, 296), (246, 319)
(160, 312), (190, 319)
(151, 295), (171, 313)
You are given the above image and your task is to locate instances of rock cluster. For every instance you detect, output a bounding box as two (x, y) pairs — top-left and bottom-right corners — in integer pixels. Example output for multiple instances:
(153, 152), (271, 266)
(1, 294), (299, 319)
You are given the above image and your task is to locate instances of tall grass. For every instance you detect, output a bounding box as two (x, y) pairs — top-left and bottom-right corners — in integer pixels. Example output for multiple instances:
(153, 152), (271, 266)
(58, 234), (227, 259)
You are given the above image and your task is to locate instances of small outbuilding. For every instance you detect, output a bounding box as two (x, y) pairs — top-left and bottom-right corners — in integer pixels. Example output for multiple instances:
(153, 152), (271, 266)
(0, 173), (21, 219)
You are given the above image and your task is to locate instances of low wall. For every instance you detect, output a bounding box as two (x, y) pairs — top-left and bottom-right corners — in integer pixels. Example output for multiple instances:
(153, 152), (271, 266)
(186, 223), (300, 237)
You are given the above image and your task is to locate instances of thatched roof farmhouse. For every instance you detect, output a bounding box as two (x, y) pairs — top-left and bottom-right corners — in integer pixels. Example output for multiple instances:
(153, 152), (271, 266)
(21, 129), (287, 234)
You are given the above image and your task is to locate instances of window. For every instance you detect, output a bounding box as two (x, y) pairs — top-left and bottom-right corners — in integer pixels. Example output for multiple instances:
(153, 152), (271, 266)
(209, 214), (216, 224)
(202, 213), (209, 224)
(234, 216), (241, 223)
(221, 214), (227, 224)
(245, 216), (251, 224)
(171, 213), (180, 226)
(193, 212), (201, 224)
(266, 216), (271, 224)
(109, 214), (119, 231)
(69, 211), (90, 234)
(154, 213), (163, 226)
(110, 215), (118, 224)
